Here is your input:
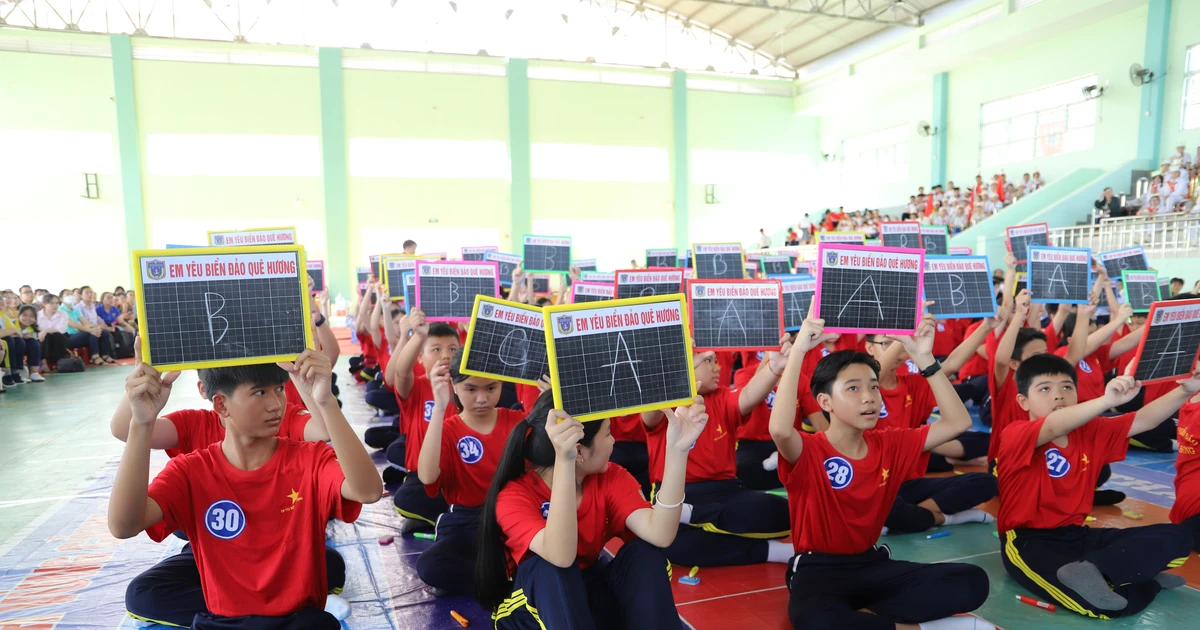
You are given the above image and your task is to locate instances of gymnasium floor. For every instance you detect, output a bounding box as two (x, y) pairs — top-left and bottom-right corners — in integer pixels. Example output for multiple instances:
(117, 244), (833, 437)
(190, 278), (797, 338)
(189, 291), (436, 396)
(1, 345), (1198, 628)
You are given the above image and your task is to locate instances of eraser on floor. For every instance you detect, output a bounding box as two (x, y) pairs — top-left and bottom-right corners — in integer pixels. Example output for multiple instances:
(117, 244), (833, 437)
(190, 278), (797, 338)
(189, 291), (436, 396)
(1122, 511), (1144, 520)
(679, 576), (700, 585)
(378, 535), (395, 545)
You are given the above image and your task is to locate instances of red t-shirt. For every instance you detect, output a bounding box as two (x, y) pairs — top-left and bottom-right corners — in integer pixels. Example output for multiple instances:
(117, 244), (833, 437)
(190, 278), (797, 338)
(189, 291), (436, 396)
(778, 426), (930, 554)
(1171, 398), (1200, 524)
(516, 383), (541, 414)
(876, 374), (936, 432)
(931, 320), (964, 357)
(610, 413), (647, 443)
(733, 360), (774, 441)
(163, 404), (311, 459)
(495, 464), (647, 574)
(397, 375), (456, 472)
(986, 331), (1027, 464)
(1043, 322), (1060, 351)
(1053, 345), (1113, 403)
(424, 409), (525, 507)
(146, 440), (361, 617)
(996, 414), (1133, 532)
(1114, 325), (1137, 376)
(957, 321), (991, 379)
(645, 386), (742, 483)
(360, 332), (380, 369)
(284, 380), (306, 410)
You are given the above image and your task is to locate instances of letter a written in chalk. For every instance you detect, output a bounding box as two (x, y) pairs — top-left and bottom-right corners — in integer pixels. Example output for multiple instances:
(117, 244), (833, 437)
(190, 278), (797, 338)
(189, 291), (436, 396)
(839, 275), (885, 320)
(1046, 264), (1070, 298)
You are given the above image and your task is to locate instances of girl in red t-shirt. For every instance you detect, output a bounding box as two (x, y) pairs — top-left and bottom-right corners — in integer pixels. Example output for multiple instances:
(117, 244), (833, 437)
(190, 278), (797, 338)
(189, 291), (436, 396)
(476, 390), (708, 629)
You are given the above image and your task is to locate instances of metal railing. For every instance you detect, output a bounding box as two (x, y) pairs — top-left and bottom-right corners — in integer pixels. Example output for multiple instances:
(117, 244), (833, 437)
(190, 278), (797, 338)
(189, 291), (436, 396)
(1049, 212), (1200, 257)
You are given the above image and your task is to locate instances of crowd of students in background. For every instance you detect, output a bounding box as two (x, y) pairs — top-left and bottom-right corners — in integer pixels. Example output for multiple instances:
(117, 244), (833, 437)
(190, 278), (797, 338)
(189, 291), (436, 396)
(0, 285), (138, 392)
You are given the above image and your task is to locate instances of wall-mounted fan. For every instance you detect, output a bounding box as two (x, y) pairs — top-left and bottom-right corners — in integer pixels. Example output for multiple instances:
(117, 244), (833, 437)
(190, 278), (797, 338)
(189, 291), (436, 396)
(916, 121), (937, 137)
(1130, 63), (1155, 87)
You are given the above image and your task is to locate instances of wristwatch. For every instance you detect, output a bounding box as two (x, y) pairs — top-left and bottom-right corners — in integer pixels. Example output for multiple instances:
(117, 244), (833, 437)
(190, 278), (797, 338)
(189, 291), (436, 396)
(919, 360), (943, 379)
(313, 314), (326, 328)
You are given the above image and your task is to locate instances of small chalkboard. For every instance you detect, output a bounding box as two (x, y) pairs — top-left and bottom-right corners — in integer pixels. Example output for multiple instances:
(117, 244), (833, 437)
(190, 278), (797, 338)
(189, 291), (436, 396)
(920, 226), (950, 256)
(356, 266), (370, 296)
(486, 252), (523, 287)
(949, 246), (973, 256)
(1131, 299), (1200, 384)
(382, 257), (416, 302)
(402, 271), (416, 307)
(615, 269), (684, 299)
(744, 262), (759, 279)
(683, 249), (692, 269)
(1005, 223), (1049, 263)
(646, 249), (679, 269)
(1013, 272), (1028, 297)
(688, 279), (784, 352)
(460, 296), (549, 386)
(1098, 246), (1150, 279)
(415, 261), (500, 322)
(879, 222), (922, 249)
(816, 232), (867, 245)
(522, 235), (572, 274)
(207, 226), (296, 247)
(777, 275), (816, 332)
(369, 255), (381, 280)
(419, 252), (448, 260)
(760, 256), (793, 276)
(306, 260), (325, 293)
(461, 246), (499, 262)
(794, 262), (812, 276)
(531, 276), (551, 295)
(133, 245), (312, 371)
(692, 243), (745, 280)
(545, 295), (697, 421)
(571, 282), (614, 303)
(922, 256), (997, 319)
(1160, 278), (1173, 297)
(572, 259), (598, 273)
(1028, 246), (1092, 305)
(1121, 270), (1161, 313)
(580, 271), (615, 283)
(814, 243), (924, 335)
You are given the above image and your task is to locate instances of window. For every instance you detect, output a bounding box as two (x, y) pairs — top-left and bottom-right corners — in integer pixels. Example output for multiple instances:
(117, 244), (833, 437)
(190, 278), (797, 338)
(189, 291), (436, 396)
(531, 143), (668, 183)
(979, 74), (1098, 168)
(146, 134), (321, 176)
(349, 138), (509, 179)
(1184, 43), (1200, 131)
(841, 124), (910, 186)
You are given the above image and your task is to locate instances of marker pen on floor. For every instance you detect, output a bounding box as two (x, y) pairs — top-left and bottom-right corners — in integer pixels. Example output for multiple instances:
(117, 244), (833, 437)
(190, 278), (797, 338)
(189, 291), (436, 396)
(1015, 595), (1056, 611)
(926, 530), (951, 540)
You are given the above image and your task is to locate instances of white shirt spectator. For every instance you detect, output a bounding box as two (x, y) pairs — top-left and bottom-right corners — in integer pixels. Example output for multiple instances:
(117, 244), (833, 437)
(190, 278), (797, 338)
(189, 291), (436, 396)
(39, 310), (67, 334)
(1170, 144), (1193, 169)
(77, 300), (101, 326)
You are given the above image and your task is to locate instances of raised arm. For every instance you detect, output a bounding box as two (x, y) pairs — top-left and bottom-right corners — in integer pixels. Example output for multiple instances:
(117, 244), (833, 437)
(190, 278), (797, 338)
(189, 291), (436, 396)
(1001, 253), (1017, 311)
(1128, 366), (1200, 436)
(527, 411), (584, 568)
(770, 315), (834, 464)
(417, 364), (452, 486)
(109, 341), (180, 449)
(368, 285), (385, 348)
(625, 399), (708, 548)
(1037, 372), (1139, 446)
(354, 285), (375, 334)
(311, 297), (340, 366)
(108, 360), (180, 538)
(1063, 302), (1095, 367)
(891, 314), (972, 451)
(386, 309), (427, 398)
(943, 313), (1001, 375)
(737, 336), (789, 416)
(1085, 303), (1132, 358)
(995, 291), (1030, 383)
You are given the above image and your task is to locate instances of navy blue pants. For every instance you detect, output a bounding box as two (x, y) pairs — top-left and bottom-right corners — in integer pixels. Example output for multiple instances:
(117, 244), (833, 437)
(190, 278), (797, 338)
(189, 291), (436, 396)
(384, 435), (408, 469)
(1181, 513), (1200, 553)
(786, 545), (989, 630)
(191, 609), (338, 629)
(735, 439), (782, 490)
(954, 374), (988, 407)
(1001, 524), (1193, 618)
(927, 430), (990, 472)
(393, 469), (447, 528)
(493, 539), (681, 630)
(125, 544), (346, 628)
(364, 378), (400, 414)
(67, 329), (112, 357)
(610, 441), (651, 498)
(364, 424), (400, 450)
(2, 336), (40, 371)
(661, 478), (789, 567)
(885, 472), (997, 533)
(416, 505), (481, 594)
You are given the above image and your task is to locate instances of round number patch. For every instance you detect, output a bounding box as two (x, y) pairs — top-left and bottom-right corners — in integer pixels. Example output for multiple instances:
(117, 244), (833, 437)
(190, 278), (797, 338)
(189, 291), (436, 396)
(824, 456), (854, 490)
(766, 391), (776, 409)
(205, 499), (246, 540)
(756, 351), (765, 361)
(457, 436), (484, 464)
(1079, 360), (1093, 374)
(906, 360), (919, 374)
(540, 501), (551, 519)
(423, 401), (435, 422)
(879, 401), (889, 418)
(820, 348), (831, 358)
(1045, 448), (1071, 478)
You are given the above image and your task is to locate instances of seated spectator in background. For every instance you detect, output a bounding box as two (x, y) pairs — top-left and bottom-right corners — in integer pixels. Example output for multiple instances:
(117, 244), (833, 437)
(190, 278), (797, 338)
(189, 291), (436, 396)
(1094, 187), (1124, 222)
(1139, 196), (1165, 216)
(785, 227), (799, 246)
(97, 292), (134, 333)
(757, 228), (771, 249)
(18, 286), (35, 306)
(1171, 278), (1185, 297)
(403, 239), (418, 255)
(905, 195), (919, 217)
(124, 290), (138, 328)
(63, 287), (115, 365)
(1170, 142), (1193, 169)
(36, 295), (70, 368)
(1031, 171), (1045, 189)
(1, 297), (44, 384)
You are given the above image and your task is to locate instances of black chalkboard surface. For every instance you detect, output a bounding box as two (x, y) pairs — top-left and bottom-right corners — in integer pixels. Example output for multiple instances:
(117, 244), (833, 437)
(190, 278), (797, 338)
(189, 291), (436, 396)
(615, 269), (684, 300)
(571, 282), (613, 304)
(1006, 223), (1049, 263)
(759, 256), (793, 276)
(920, 226), (950, 256)
(1099, 246), (1150, 279)
(1131, 299), (1200, 384)
(879, 222), (922, 249)
(922, 256), (997, 319)
(777, 274), (816, 332)
(461, 296), (549, 386)
(306, 260), (325, 292)
(687, 279), (784, 351)
(461, 246), (499, 262)
(134, 245), (312, 371)
(545, 295), (697, 422)
(486, 252), (523, 287)
(522, 235), (572, 274)
(1122, 271), (1161, 313)
(646, 249), (679, 269)
(415, 261), (500, 322)
(814, 243), (924, 335)
(1028, 246), (1092, 305)
(692, 243), (745, 280)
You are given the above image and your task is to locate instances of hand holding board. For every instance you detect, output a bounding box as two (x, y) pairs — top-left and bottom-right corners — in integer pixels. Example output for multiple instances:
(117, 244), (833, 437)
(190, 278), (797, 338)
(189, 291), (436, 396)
(133, 245), (312, 371)
(1005, 223), (1049, 263)
(486, 252), (523, 287)
(1121, 270), (1161, 313)
(922, 256), (997, 319)
(687, 279), (784, 351)
(461, 296), (549, 386)
(813, 243), (924, 334)
(545, 295), (697, 421)
(777, 275), (816, 332)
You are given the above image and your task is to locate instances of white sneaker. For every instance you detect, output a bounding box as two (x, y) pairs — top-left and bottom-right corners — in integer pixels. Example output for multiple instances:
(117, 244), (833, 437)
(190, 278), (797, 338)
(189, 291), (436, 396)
(25, 371), (44, 383)
(324, 594), (351, 621)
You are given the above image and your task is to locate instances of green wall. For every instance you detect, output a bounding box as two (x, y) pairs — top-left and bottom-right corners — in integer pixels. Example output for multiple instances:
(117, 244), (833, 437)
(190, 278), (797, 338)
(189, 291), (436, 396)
(1158, 0), (1200, 157)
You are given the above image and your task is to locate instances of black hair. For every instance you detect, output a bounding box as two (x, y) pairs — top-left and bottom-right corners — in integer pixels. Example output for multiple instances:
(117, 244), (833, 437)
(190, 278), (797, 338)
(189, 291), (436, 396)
(403, 239), (417, 249)
(41, 294), (57, 305)
(389, 307), (403, 319)
(1171, 277), (1185, 285)
(114, 286), (125, 292)
(198, 363), (290, 401)
(535, 297), (552, 307)
(1171, 292), (1199, 301)
(1012, 327), (1048, 361)
(428, 322), (457, 339)
(475, 390), (603, 611)
(809, 351), (880, 422)
(16, 305), (39, 332)
(1015, 353), (1077, 396)
(447, 346), (495, 412)
(1059, 313), (1092, 339)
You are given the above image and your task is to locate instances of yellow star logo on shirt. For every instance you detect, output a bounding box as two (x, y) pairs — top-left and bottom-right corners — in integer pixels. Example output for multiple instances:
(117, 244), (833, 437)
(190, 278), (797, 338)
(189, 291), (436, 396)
(880, 468), (890, 487)
(1081, 454), (1089, 472)
(714, 423), (727, 441)
(281, 488), (304, 513)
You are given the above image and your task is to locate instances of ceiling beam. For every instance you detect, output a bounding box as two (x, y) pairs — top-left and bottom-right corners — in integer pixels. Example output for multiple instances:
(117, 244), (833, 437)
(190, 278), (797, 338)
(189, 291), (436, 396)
(776, 0), (894, 60)
(677, 0), (920, 27)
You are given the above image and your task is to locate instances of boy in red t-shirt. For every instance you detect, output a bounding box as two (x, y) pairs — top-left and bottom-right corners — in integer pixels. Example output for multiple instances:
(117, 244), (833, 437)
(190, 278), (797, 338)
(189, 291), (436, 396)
(770, 315), (992, 629)
(1172, 388), (1200, 551)
(384, 309), (460, 529)
(996, 354), (1195, 618)
(640, 341), (793, 567)
(108, 349), (383, 628)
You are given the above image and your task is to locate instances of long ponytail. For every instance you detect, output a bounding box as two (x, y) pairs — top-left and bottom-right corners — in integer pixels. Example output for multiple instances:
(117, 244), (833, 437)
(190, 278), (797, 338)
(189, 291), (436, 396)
(474, 390), (602, 610)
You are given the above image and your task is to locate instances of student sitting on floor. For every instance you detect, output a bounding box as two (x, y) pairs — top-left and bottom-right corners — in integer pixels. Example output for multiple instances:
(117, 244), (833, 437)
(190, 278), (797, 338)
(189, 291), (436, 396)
(1172, 378), (1200, 551)
(641, 340), (794, 567)
(997, 355), (1195, 618)
(107, 349), (382, 629)
(415, 350), (524, 595)
(733, 350), (786, 490)
(862, 311), (999, 535)
(770, 315), (992, 630)
(475, 390), (708, 629)
(384, 309), (458, 530)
